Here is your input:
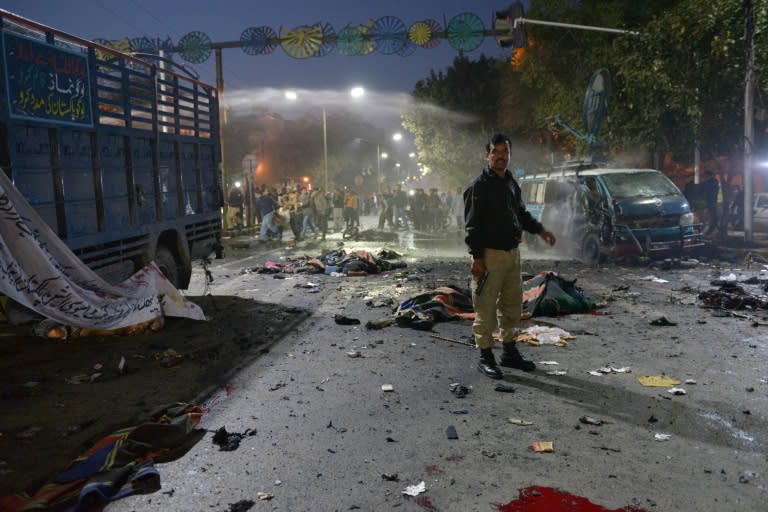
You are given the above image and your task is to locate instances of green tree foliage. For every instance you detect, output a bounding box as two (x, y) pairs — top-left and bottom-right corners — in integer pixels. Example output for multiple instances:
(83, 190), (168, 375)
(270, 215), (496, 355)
(517, 0), (679, 159)
(516, 0), (767, 165)
(401, 54), (507, 187)
(611, 0), (764, 163)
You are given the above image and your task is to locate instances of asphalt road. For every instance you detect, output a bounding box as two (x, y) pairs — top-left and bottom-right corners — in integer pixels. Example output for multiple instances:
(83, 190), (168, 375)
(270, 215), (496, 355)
(107, 224), (767, 512)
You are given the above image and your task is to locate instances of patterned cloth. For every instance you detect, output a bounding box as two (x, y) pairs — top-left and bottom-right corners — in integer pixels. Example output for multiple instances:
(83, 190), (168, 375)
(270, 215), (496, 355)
(0, 403), (204, 512)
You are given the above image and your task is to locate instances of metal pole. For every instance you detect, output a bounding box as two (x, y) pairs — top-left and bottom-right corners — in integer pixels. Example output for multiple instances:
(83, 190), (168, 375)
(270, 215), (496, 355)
(376, 143), (381, 194)
(215, 47), (227, 230)
(513, 17), (639, 35)
(323, 106), (328, 191)
(744, 0), (755, 242)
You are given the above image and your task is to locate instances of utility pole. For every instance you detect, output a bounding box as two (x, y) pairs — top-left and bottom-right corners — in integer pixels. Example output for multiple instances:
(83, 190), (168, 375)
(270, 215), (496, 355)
(744, 0), (755, 242)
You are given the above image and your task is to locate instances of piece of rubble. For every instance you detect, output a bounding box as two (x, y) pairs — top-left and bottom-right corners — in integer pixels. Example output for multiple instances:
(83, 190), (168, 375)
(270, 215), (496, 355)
(637, 375), (681, 387)
(532, 441), (554, 452)
(402, 481), (426, 496)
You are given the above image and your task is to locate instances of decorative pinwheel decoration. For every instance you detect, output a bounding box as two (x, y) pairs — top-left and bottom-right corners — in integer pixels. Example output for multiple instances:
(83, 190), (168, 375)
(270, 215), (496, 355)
(177, 31), (212, 63)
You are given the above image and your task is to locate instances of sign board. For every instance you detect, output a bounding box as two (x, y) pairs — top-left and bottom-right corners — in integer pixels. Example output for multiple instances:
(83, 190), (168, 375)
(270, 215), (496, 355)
(241, 153), (258, 173)
(2, 31), (93, 126)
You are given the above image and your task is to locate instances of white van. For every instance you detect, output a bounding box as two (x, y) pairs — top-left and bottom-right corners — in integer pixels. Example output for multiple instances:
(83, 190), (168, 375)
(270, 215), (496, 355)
(519, 164), (704, 263)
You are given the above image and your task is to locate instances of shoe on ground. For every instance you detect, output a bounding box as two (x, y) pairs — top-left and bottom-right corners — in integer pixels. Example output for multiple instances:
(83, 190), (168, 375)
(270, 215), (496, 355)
(478, 360), (503, 379)
(478, 348), (503, 379)
(499, 344), (536, 372)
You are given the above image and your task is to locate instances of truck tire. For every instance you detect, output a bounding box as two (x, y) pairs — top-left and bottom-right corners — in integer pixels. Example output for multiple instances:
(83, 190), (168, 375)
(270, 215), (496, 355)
(155, 247), (179, 288)
(581, 234), (602, 266)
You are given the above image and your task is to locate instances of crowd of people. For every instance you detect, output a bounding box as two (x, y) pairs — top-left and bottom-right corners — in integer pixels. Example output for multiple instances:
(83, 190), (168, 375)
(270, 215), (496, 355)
(226, 182), (468, 241)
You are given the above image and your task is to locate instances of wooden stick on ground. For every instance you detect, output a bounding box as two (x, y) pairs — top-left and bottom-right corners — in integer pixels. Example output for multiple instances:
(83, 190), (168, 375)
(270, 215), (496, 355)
(429, 333), (476, 348)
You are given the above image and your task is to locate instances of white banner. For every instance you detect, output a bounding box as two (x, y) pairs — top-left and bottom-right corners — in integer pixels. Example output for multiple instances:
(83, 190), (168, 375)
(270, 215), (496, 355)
(0, 170), (205, 330)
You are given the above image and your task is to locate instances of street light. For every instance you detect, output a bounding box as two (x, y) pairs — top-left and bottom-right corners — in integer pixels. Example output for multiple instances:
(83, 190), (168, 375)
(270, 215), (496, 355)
(285, 87), (362, 191)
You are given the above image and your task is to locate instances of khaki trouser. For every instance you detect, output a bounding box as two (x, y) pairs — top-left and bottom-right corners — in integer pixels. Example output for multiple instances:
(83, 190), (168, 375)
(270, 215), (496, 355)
(471, 248), (522, 350)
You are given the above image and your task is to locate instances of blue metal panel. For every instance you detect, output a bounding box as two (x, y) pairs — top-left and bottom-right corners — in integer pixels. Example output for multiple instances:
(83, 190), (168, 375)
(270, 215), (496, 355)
(99, 133), (132, 232)
(131, 136), (156, 224)
(200, 143), (220, 211)
(180, 141), (199, 215)
(8, 124), (58, 233)
(158, 140), (179, 220)
(60, 129), (98, 236)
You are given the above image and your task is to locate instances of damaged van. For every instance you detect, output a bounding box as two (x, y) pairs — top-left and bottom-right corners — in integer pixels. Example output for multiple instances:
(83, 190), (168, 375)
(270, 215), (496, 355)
(519, 163), (704, 263)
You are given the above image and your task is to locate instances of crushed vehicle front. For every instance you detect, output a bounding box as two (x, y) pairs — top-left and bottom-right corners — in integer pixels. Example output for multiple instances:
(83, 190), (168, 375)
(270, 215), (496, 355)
(599, 170), (704, 257)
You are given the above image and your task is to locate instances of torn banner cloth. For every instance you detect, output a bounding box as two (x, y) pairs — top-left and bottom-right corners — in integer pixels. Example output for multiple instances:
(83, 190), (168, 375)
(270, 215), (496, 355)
(0, 170), (205, 330)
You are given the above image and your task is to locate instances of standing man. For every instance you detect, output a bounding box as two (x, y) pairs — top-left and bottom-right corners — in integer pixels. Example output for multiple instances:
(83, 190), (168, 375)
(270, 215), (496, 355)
(700, 170), (720, 236)
(464, 133), (556, 380)
(311, 186), (330, 240)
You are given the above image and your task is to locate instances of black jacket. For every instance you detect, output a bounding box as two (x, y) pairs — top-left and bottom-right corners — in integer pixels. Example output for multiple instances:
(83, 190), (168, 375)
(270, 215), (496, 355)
(463, 166), (543, 258)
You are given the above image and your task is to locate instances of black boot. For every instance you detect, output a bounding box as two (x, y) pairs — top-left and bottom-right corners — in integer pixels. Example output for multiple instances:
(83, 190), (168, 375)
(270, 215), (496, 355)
(478, 348), (503, 380)
(499, 343), (536, 372)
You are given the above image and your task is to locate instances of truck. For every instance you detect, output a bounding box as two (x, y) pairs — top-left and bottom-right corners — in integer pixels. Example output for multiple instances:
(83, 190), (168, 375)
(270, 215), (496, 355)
(519, 162), (704, 263)
(0, 9), (223, 289)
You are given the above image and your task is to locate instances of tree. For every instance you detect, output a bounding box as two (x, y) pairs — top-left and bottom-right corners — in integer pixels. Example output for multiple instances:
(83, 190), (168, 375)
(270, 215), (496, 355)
(401, 54), (509, 187)
(516, 0), (768, 167)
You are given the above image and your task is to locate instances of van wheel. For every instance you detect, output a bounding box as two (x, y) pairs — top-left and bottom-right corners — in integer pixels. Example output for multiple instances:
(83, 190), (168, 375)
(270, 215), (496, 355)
(155, 247), (179, 288)
(582, 234), (601, 266)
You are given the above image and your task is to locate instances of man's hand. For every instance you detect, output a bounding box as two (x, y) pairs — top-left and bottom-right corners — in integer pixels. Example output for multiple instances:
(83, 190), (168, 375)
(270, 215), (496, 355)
(470, 257), (486, 278)
(539, 229), (556, 246)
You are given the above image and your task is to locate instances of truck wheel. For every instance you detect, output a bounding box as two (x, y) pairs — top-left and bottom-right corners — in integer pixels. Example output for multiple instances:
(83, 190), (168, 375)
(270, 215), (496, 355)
(581, 234), (601, 266)
(155, 247), (179, 288)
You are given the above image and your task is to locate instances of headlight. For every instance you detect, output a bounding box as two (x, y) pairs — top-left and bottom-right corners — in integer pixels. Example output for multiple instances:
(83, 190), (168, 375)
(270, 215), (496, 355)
(679, 212), (694, 226)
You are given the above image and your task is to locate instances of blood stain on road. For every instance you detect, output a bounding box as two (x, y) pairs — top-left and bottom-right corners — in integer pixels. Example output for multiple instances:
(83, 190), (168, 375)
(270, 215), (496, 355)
(495, 486), (646, 512)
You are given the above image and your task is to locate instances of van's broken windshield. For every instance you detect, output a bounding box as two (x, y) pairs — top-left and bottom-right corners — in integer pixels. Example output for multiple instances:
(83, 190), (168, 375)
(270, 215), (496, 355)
(600, 171), (681, 199)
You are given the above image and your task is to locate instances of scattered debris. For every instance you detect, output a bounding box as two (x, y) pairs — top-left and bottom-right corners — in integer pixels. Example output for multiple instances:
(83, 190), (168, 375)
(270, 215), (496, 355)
(517, 326), (574, 347)
(449, 382), (471, 398)
(547, 370), (568, 376)
(579, 416), (604, 426)
(429, 333), (475, 347)
(637, 375), (681, 387)
(382, 473), (399, 481)
(649, 316), (677, 326)
(532, 441), (554, 453)
(381, 384), (394, 392)
(446, 426), (458, 439)
(508, 418), (533, 426)
(256, 492), (273, 501)
(654, 433), (672, 441)
(494, 383), (516, 393)
(334, 314), (361, 325)
(667, 387), (687, 395)
(402, 481), (426, 496)
(588, 366), (631, 376)
(640, 275), (670, 283)
(16, 426), (43, 440)
(346, 350), (362, 358)
(212, 426), (255, 451)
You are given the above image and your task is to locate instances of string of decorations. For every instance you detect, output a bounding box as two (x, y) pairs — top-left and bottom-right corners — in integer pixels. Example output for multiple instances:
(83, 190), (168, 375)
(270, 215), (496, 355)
(95, 12), (519, 65)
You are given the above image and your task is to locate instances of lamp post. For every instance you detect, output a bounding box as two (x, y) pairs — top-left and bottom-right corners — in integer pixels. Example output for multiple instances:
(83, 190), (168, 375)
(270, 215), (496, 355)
(285, 87), (364, 192)
(322, 106), (328, 191)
